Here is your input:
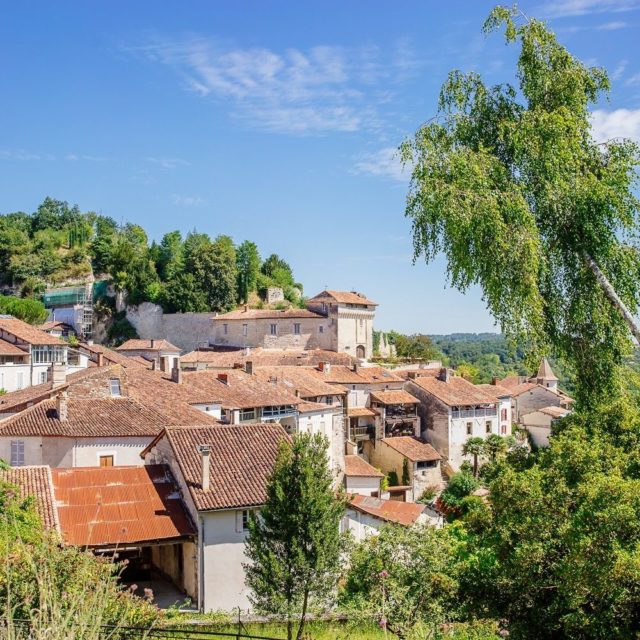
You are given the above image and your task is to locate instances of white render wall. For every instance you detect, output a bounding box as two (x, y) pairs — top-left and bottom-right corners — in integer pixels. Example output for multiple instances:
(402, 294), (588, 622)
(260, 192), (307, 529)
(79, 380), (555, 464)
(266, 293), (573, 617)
(335, 308), (375, 359)
(200, 510), (252, 612)
(0, 435), (153, 468)
(345, 475), (380, 496)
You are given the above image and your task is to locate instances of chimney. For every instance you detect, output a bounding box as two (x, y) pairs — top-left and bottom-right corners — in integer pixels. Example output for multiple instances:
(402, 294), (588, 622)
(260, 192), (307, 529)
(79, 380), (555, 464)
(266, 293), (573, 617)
(245, 360), (253, 375)
(151, 359), (157, 371)
(244, 304), (249, 312)
(438, 367), (451, 383)
(96, 352), (104, 367)
(491, 377), (499, 386)
(171, 364), (182, 385)
(318, 361), (331, 373)
(56, 392), (69, 422)
(150, 339), (156, 349)
(295, 389), (300, 397)
(218, 373), (229, 385)
(197, 444), (211, 492)
(243, 347), (251, 356)
(50, 363), (67, 388)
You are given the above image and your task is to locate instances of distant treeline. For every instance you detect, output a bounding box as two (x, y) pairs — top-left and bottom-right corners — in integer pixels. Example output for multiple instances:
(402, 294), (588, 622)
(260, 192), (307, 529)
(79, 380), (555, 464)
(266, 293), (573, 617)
(0, 197), (303, 313)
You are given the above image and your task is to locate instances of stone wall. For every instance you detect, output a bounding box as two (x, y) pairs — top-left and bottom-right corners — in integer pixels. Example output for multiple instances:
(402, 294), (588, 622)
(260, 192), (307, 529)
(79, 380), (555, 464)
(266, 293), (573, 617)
(126, 303), (217, 353)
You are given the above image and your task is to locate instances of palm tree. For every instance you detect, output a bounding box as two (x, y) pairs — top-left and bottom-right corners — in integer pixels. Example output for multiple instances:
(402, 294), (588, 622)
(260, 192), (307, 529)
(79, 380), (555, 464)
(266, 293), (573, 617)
(483, 434), (509, 463)
(462, 437), (485, 477)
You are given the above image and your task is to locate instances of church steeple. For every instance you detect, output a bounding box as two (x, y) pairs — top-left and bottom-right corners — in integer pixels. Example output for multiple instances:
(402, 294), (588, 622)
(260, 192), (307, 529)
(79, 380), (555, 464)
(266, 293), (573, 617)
(536, 357), (558, 389)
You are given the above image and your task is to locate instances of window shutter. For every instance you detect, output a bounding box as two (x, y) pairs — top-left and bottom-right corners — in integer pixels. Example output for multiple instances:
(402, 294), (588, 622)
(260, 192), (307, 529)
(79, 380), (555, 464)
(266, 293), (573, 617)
(235, 510), (244, 533)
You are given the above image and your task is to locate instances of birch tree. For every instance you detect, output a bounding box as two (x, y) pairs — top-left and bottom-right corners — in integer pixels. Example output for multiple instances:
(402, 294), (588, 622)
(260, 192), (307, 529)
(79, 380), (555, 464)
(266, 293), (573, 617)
(402, 5), (640, 406)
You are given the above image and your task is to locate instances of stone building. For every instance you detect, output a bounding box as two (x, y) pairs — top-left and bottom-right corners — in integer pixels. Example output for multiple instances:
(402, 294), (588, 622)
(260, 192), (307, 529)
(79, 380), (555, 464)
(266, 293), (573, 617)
(211, 290), (377, 360)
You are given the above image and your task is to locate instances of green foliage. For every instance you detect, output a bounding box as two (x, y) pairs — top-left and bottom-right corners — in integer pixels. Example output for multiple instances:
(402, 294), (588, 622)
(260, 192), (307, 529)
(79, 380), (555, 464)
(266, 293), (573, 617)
(341, 524), (460, 639)
(0, 295), (48, 324)
(236, 240), (261, 304)
(461, 438), (485, 478)
(402, 458), (411, 486)
(106, 312), (138, 346)
(440, 472), (479, 512)
(402, 6), (640, 406)
(244, 433), (345, 640)
(387, 470), (399, 487)
(388, 331), (441, 361)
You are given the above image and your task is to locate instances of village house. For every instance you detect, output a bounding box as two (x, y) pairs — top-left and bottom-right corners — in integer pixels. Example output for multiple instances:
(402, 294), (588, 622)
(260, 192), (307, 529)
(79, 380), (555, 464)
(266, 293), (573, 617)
(343, 454), (384, 496)
(365, 435), (442, 502)
(407, 368), (512, 470)
(520, 405), (571, 447)
(0, 316), (89, 393)
(495, 358), (573, 422)
(141, 423), (287, 612)
(116, 338), (181, 372)
(211, 290), (377, 360)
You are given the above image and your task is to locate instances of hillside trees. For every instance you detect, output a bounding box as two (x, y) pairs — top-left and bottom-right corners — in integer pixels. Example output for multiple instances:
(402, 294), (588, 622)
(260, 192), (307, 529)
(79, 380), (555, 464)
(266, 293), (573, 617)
(236, 240), (261, 303)
(402, 5), (640, 406)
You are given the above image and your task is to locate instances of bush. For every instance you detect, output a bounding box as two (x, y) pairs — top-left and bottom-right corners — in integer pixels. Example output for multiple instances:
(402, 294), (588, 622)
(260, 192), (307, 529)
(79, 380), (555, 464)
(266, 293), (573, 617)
(439, 472), (479, 512)
(387, 470), (399, 486)
(0, 295), (48, 324)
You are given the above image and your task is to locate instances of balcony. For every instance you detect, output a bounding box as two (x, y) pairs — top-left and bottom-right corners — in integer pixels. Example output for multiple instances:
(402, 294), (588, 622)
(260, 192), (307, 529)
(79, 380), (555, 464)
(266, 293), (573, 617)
(385, 421), (417, 438)
(261, 405), (297, 420)
(451, 407), (497, 419)
(350, 424), (375, 440)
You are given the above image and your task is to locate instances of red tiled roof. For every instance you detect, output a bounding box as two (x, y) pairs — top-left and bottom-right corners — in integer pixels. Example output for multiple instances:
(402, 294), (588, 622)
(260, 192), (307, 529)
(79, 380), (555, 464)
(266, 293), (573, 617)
(78, 343), (149, 369)
(253, 366), (347, 398)
(344, 455), (383, 477)
(0, 317), (65, 345)
(153, 424), (288, 511)
(0, 465), (59, 531)
(308, 290), (377, 306)
(215, 308), (324, 320)
(116, 339), (180, 352)
(180, 348), (357, 368)
(370, 390), (419, 405)
(475, 384), (512, 399)
(307, 365), (402, 386)
(0, 397), (172, 437)
(0, 338), (27, 356)
(381, 436), (441, 462)
(537, 405), (570, 418)
(51, 465), (195, 546)
(347, 407), (377, 418)
(410, 375), (498, 407)
(349, 494), (425, 526)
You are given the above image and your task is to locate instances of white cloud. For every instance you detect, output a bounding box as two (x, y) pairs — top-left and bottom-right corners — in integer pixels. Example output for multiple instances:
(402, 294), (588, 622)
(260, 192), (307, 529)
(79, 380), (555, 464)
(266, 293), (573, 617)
(624, 73), (640, 85)
(590, 108), (640, 142)
(612, 59), (628, 80)
(128, 36), (416, 135)
(172, 194), (204, 206)
(145, 156), (190, 169)
(352, 147), (409, 182)
(597, 20), (629, 28)
(541, 0), (640, 17)
(0, 148), (53, 161)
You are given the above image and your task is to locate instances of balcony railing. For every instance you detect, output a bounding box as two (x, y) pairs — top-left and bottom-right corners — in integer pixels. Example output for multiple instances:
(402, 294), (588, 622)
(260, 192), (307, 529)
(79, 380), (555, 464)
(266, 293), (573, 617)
(451, 407), (497, 419)
(350, 424), (375, 440)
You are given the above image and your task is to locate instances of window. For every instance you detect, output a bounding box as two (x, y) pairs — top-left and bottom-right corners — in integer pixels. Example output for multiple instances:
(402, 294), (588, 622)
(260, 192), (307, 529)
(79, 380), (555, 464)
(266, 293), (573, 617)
(31, 345), (67, 364)
(239, 408), (256, 421)
(486, 421), (492, 434)
(242, 510), (249, 531)
(294, 323), (301, 335)
(223, 323), (228, 335)
(270, 324), (277, 336)
(325, 396), (333, 405)
(99, 455), (114, 467)
(319, 326), (324, 334)
(466, 422), (472, 435)
(109, 379), (121, 397)
(417, 460), (437, 469)
(10, 441), (25, 466)
(236, 509), (250, 533)
(501, 424), (507, 435)
(501, 408), (507, 421)
(242, 323), (248, 337)
(40, 371), (47, 384)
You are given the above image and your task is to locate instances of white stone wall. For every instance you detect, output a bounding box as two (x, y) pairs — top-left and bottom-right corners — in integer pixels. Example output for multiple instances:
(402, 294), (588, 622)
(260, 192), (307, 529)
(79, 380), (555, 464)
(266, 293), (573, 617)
(513, 386), (564, 422)
(345, 475), (380, 496)
(334, 308), (375, 359)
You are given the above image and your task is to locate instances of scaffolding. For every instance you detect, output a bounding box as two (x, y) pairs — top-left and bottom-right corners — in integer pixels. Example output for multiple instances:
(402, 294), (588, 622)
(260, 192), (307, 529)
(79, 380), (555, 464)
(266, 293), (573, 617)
(42, 283), (93, 340)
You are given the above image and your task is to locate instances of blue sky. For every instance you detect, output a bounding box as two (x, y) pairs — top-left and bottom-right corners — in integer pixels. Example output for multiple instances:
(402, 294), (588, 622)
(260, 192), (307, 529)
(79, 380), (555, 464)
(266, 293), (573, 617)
(1, 0), (639, 333)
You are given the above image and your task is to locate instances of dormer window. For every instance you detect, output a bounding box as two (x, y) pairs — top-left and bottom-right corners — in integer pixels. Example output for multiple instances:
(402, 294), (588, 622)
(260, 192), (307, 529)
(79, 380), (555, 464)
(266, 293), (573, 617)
(109, 378), (121, 397)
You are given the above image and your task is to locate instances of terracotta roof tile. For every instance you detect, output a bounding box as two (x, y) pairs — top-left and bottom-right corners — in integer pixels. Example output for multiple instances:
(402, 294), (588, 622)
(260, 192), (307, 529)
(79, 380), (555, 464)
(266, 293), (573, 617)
(0, 465), (59, 531)
(253, 366), (347, 398)
(381, 436), (441, 462)
(180, 348), (357, 368)
(410, 375), (499, 407)
(78, 343), (149, 369)
(0, 317), (65, 345)
(344, 455), (383, 477)
(0, 338), (27, 356)
(349, 494), (425, 526)
(347, 407), (377, 418)
(306, 365), (403, 386)
(51, 465), (195, 546)
(307, 290), (377, 306)
(215, 308), (324, 320)
(116, 339), (180, 352)
(157, 424), (288, 511)
(370, 390), (419, 405)
(535, 405), (570, 418)
(0, 397), (173, 437)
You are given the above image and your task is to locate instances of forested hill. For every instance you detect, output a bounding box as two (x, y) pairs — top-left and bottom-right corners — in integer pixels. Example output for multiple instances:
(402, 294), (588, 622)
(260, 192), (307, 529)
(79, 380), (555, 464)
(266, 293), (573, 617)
(0, 197), (305, 313)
